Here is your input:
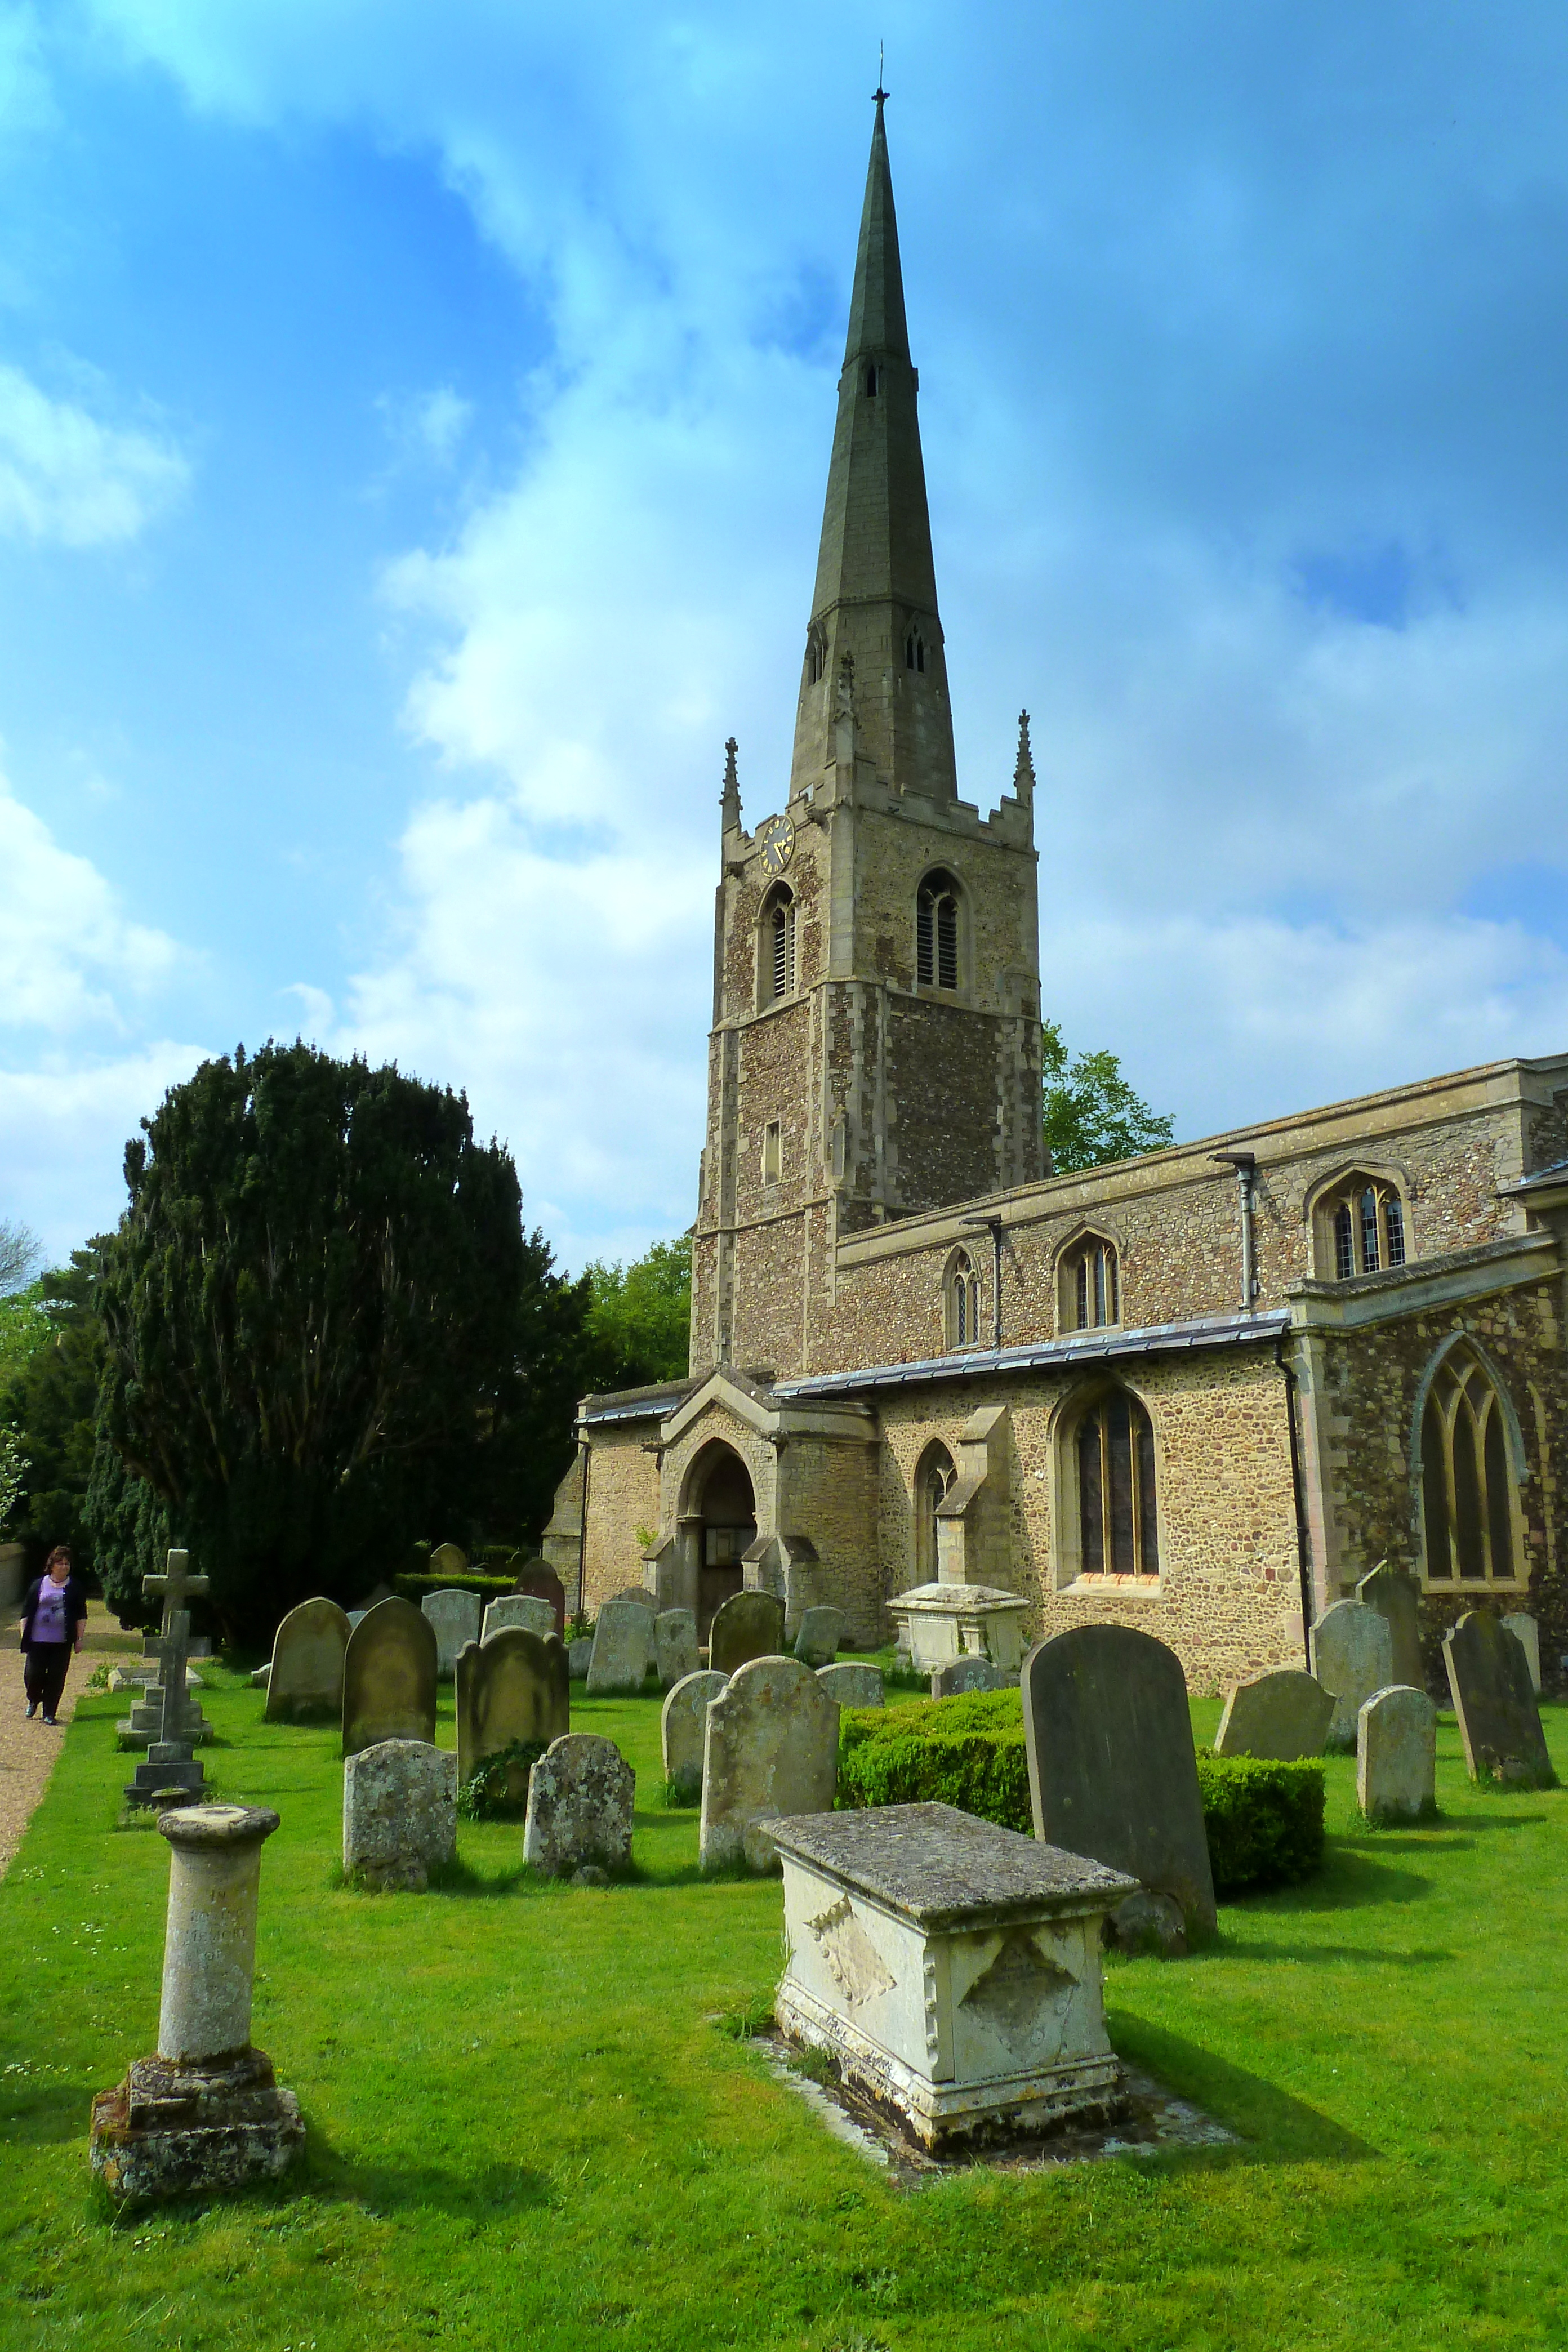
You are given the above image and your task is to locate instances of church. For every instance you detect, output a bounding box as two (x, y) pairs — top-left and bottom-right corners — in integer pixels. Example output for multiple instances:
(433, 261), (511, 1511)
(545, 99), (1568, 1694)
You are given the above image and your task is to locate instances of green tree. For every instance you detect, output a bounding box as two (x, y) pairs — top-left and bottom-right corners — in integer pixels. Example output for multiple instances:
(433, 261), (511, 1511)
(1041, 1020), (1175, 1173)
(89, 1041), (539, 1642)
(581, 1235), (692, 1391)
(0, 1251), (106, 1571)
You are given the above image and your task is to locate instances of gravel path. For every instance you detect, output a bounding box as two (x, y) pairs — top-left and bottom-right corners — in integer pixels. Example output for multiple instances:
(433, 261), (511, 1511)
(0, 1601), (142, 1878)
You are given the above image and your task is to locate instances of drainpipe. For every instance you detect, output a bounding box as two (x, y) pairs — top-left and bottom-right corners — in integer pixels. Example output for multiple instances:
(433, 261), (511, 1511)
(1211, 1151), (1258, 1313)
(1276, 1338), (1316, 1671)
(574, 1433), (591, 1622)
(963, 1213), (1005, 1349)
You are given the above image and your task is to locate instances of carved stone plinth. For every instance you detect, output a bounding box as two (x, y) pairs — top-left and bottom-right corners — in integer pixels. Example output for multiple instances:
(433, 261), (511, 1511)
(90, 2050), (304, 2203)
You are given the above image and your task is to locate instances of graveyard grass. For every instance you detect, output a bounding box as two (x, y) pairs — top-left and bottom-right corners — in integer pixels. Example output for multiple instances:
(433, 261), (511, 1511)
(5, 1656), (1568, 2351)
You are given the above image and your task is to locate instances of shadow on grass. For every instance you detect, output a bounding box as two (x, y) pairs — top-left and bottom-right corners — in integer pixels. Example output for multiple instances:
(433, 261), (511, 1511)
(1214, 1936), (1454, 1967)
(1224, 1846), (1434, 1915)
(1106, 2016), (1377, 2166)
(2, 2079), (101, 2147)
(305, 2140), (550, 2217)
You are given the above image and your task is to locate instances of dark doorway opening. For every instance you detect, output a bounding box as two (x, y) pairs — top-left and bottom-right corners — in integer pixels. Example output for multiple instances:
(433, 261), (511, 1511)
(694, 1447), (756, 1638)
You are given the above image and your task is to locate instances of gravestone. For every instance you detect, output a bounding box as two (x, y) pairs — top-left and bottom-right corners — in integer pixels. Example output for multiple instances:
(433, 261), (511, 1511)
(709, 1589), (786, 1677)
(123, 1607), (208, 1807)
(1357, 1686), (1437, 1822)
(1356, 1563), (1426, 1690)
(661, 1670), (728, 1802)
(1444, 1611), (1554, 1786)
(512, 1559), (567, 1634)
(342, 1598), (438, 1759)
(264, 1597), (351, 1723)
(342, 1739), (457, 1890)
(1311, 1599), (1393, 1748)
(700, 1654), (839, 1873)
(608, 1586), (657, 1609)
(421, 1588), (481, 1679)
(792, 1606), (849, 1668)
(523, 1734), (635, 1877)
(455, 1628), (569, 1782)
(930, 1657), (1009, 1698)
(567, 1637), (594, 1681)
(817, 1661), (884, 1708)
(482, 1594), (556, 1643)
(428, 1542), (467, 1578)
(654, 1609), (699, 1689)
(1501, 1611), (1542, 1693)
(1214, 1669), (1334, 1761)
(120, 1551), (213, 1753)
(586, 1598), (656, 1694)
(1022, 1625), (1216, 1940)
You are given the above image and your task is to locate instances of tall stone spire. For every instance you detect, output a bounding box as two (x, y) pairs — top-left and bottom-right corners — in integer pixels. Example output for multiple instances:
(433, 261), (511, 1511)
(789, 93), (957, 801)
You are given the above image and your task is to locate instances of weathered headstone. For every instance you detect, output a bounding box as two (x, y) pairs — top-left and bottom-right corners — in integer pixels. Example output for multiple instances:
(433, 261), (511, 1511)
(249, 1664), (271, 1690)
(264, 1597), (351, 1723)
(700, 1654), (839, 1873)
(455, 1628), (569, 1782)
(1022, 1625), (1216, 1940)
(654, 1608), (699, 1689)
(1357, 1686), (1437, 1822)
(523, 1734), (635, 1877)
(482, 1594), (556, 1643)
(1444, 1611), (1554, 1786)
(1356, 1563), (1426, 1691)
(792, 1605), (849, 1668)
(567, 1637), (594, 1681)
(341, 1598), (438, 1758)
(586, 1597), (655, 1694)
(1214, 1669), (1334, 1761)
(421, 1587), (481, 1679)
(1311, 1599), (1393, 1749)
(123, 1608), (208, 1807)
(661, 1669), (728, 1802)
(428, 1542), (467, 1579)
(930, 1656), (1009, 1698)
(608, 1586), (657, 1609)
(709, 1588), (786, 1677)
(342, 1739), (457, 1890)
(817, 1661), (884, 1708)
(1502, 1611), (1542, 1694)
(512, 1559), (567, 1634)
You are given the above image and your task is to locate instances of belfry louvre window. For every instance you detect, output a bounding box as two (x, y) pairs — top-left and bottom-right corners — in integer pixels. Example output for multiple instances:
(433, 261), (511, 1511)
(1420, 1344), (1520, 1584)
(946, 1250), (981, 1348)
(1064, 1237), (1119, 1331)
(917, 870), (960, 990)
(768, 890), (796, 999)
(905, 631), (925, 672)
(1076, 1391), (1158, 1577)
(1323, 1177), (1406, 1279)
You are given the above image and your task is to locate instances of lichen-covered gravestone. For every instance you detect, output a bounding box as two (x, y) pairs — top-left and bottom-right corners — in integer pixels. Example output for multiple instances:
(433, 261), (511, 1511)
(428, 1541), (467, 1579)
(1022, 1624), (1216, 1941)
(709, 1589), (786, 1677)
(456, 1628), (569, 1783)
(567, 1638), (594, 1681)
(817, 1661), (884, 1708)
(421, 1587), (481, 1679)
(341, 1598), (438, 1759)
(700, 1654), (839, 1873)
(586, 1598), (655, 1695)
(482, 1594), (556, 1643)
(654, 1609), (699, 1689)
(264, 1597), (351, 1724)
(1214, 1669), (1333, 1761)
(1501, 1611), (1542, 1693)
(792, 1606), (849, 1668)
(661, 1669), (728, 1802)
(1444, 1612), (1554, 1787)
(342, 1739), (457, 1890)
(1358, 1686), (1437, 1822)
(1311, 1599), (1393, 1749)
(523, 1734), (635, 1876)
(930, 1656), (1008, 1698)
(1356, 1563), (1425, 1690)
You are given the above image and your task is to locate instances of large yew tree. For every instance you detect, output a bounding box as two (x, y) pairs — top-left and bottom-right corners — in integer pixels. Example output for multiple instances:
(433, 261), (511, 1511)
(91, 1041), (547, 1641)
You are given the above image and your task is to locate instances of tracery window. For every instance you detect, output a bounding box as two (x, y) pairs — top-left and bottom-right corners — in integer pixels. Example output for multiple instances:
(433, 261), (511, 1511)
(1318, 1174), (1407, 1279)
(1074, 1390), (1159, 1578)
(945, 1249), (981, 1349)
(917, 870), (961, 990)
(1420, 1343), (1521, 1585)
(914, 1440), (956, 1585)
(762, 885), (796, 1002)
(1062, 1235), (1120, 1331)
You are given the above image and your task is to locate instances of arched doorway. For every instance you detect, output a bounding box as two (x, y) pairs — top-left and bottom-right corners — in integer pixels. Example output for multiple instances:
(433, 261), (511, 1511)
(914, 1440), (957, 1588)
(687, 1444), (757, 1637)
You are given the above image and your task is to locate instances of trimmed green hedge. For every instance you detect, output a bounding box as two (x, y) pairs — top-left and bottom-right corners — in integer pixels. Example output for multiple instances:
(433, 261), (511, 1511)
(836, 1691), (1325, 1895)
(394, 1571), (515, 1604)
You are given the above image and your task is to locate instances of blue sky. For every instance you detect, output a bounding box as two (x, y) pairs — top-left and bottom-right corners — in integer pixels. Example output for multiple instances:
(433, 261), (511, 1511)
(6, 3), (1568, 1272)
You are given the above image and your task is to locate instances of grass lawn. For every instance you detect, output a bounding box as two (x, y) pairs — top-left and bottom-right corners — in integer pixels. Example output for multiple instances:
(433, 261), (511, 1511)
(3, 1655), (1567, 2351)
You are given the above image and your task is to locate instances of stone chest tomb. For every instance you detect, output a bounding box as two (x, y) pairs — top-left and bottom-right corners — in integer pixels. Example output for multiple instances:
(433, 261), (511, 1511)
(770, 1802), (1134, 2151)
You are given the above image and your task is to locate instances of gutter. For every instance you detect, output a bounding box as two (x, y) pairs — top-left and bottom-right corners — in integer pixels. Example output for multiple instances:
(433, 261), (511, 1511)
(776, 1307), (1291, 1404)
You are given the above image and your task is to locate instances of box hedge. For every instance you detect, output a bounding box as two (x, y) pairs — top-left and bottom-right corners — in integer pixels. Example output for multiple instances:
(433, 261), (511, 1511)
(836, 1690), (1324, 1895)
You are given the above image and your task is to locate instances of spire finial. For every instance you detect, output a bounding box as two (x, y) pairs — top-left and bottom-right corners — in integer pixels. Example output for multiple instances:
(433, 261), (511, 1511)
(874, 42), (888, 108)
(720, 736), (742, 831)
(1013, 710), (1035, 803)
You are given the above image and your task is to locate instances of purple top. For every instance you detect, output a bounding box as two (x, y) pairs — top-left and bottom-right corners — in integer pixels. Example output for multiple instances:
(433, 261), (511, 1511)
(31, 1583), (68, 1644)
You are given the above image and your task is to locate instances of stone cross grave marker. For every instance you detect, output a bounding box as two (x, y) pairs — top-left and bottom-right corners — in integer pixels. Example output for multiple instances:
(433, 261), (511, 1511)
(455, 1628), (569, 1783)
(124, 1607), (208, 1806)
(342, 1597), (438, 1758)
(661, 1669), (728, 1802)
(1311, 1599), (1393, 1748)
(1444, 1611), (1554, 1786)
(144, 1548), (209, 1636)
(1214, 1669), (1334, 1760)
(264, 1597), (351, 1723)
(1355, 1564), (1425, 1690)
(700, 1654), (839, 1873)
(709, 1588), (786, 1677)
(1022, 1624), (1216, 1941)
(1357, 1686), (1437, 1822)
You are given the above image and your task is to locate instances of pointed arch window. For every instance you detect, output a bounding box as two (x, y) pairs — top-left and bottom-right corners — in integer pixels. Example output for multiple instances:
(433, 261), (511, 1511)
(917, 870), (961, 990)
(1062, 1235), (1119, 1332)
(804, 627), (826, 687)
(905, 630), (926, 673)
(1073, 1390), (1159, 1579)
(914, 1440), (957, 1586)
(865, 362), (880, 397)
(761, 884), (796, 1003)
(945, 1249), (981, 1349)
(1318, 1173), (1407, 1280)
(1420, 1343), (1521, 1585)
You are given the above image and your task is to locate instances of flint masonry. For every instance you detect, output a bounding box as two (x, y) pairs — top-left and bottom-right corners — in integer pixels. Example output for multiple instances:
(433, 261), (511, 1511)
(546, 97), (1568, 1693)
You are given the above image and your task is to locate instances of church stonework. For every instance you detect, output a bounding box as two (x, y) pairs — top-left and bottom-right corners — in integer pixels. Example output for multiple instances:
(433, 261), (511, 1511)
(557, 103), (1568, 1695)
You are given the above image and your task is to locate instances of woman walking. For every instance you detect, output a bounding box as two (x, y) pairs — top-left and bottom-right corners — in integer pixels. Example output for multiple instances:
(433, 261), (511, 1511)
(20, 1546), (88, 1726)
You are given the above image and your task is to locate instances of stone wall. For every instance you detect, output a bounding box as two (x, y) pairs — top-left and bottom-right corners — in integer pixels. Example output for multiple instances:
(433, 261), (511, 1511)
(580, 1426), (661, 1615)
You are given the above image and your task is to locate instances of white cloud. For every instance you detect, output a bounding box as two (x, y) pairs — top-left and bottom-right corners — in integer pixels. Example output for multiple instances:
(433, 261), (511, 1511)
(0, 361), (189, 546)
(0, 1044), (208, 1258)
(0, 770), (183, 1028)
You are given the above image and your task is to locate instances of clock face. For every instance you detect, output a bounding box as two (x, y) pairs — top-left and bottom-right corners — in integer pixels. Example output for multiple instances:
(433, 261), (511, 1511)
(756, 812), (796, 877)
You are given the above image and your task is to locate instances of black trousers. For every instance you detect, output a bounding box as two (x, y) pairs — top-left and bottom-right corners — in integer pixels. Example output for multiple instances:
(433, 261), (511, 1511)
(23, 1646), (70, 1716)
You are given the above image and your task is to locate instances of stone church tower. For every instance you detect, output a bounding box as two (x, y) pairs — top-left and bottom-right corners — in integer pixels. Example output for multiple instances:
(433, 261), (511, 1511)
(688, 95), (1043, 1382)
